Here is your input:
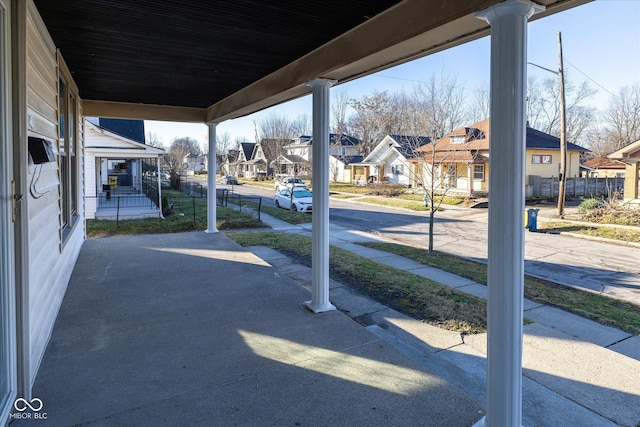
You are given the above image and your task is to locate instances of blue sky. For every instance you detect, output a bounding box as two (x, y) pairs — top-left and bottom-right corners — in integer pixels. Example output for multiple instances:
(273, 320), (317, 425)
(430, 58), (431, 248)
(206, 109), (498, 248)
(145, 0), (640, 149)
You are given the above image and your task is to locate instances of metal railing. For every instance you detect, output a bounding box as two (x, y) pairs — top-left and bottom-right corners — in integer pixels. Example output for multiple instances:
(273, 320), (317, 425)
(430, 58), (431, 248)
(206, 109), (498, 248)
(177, 180), (264, 221)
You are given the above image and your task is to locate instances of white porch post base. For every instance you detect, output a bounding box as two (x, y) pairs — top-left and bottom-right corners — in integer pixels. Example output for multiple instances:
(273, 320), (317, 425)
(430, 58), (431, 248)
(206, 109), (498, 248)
(475, 0), (544, 426)
(206, 122), (219, 233)
(305, 78), (337, 314)
(472, 417), (487, 427)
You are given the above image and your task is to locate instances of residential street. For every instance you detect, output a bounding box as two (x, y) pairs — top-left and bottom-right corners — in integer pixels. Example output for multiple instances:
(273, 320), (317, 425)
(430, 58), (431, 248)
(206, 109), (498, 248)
(219, 182), (640, 305)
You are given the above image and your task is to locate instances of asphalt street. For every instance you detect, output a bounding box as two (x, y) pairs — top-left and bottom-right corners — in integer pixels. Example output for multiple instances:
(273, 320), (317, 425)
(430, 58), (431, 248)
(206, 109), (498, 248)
(216, 180), (640, 305)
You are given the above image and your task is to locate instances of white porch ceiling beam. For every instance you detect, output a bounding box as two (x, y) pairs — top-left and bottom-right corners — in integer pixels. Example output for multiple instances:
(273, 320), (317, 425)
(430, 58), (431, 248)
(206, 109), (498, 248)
(206, 0), (590, 123)
(83, 100), (207, 123)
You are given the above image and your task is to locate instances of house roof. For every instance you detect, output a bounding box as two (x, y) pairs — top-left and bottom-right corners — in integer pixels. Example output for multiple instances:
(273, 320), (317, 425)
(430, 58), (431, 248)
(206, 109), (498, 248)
(332, 155), (364, 165)
(360, 134), (430, 164)
(258, 138), (293, 163)
(224, 150), (239, 163)
(242, 158), (266, 165)
(388, 134), (431, 159)
(582, 156), (625, 170)
(32, 1), (585, 123)
(97, 118), (145, 144)
(270, 154), (308, 167)
(286, 134), (361, 148)
(608, 138), (640, 161)
(526, 126), (589, 152)
(239, 142), (256, 161)
(421, 119), (589, 156)
(85, 120), (165, 158)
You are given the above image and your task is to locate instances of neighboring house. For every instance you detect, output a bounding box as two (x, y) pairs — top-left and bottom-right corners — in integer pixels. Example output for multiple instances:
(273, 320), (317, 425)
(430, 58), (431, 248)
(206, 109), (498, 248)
(330, 154), (363, 183)
(241, 139), (278, 179)
(415, 118), (589, 197)
(221, 149), (239, 176)
(351, 134), (430, 186)
(232, 142), (255, 178)
(270, 154), (309, 177)
(85, 120), (165, 219)
(255, 138), (290, 177)
(272, 134), (360, 178)
(608, 138), (640, 202)
(582, 156), (625, 178)
(184, 153), (207, 175)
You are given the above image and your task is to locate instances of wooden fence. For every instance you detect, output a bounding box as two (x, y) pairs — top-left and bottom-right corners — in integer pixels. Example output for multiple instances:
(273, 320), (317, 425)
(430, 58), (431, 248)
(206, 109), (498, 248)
(526, 175), (624, 200)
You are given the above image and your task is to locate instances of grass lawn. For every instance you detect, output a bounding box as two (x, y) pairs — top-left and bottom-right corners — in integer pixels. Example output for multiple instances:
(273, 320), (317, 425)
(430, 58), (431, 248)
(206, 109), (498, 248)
(87, 189), (266, 238)
(540, 221), (640, 244)
(356, 197), (429, 211)
(227, 231), (487, 334)
(359, 241), (640, 335)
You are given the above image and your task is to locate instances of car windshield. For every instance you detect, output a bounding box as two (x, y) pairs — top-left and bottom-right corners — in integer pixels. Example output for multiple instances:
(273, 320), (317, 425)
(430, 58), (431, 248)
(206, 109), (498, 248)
(293, 190), (312, 198)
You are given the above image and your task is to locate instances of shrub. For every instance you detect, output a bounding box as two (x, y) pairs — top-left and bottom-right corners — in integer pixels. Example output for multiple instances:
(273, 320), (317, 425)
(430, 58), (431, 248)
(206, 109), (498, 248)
(367, 183), (405, 197)
(579, 198), (605, 211)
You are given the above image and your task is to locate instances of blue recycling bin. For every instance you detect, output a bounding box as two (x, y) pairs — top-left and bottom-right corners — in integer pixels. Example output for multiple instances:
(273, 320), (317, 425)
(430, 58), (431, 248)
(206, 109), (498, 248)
(526, 208), (539, 232)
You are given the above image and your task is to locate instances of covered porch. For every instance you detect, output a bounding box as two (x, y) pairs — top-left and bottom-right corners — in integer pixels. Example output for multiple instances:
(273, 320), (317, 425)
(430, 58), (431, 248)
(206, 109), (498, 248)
(3, 1), (596, 427)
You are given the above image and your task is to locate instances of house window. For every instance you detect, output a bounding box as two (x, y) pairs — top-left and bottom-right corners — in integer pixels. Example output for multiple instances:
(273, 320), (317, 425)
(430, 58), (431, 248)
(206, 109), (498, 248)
(450, 135), (465, 144)
(473, 164), (485, 181)
(59, 63), (79, 240)
(393, 164), (404, 175)
(59, 77), (69, 229)
(532, 154), (552, 164)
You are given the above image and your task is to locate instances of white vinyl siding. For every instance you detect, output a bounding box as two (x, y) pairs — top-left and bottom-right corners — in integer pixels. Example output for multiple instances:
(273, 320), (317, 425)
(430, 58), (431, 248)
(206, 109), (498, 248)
(25, 1), (84, 386)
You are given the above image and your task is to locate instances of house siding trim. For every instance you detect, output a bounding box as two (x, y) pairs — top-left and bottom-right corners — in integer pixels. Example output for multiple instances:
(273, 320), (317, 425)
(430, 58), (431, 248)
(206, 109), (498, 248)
(0, 0), (17, 422)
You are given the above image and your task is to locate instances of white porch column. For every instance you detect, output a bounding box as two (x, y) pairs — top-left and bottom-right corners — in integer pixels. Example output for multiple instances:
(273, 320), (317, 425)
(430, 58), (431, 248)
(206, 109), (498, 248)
(157, 157), (164, 218)
(305, 78), (337, 313)
(475, 1), (544, 426)
(206, 122), (219, 233)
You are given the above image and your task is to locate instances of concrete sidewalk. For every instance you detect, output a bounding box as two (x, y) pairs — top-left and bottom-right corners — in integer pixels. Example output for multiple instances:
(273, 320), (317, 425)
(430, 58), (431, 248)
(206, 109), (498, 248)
(17, 215), (640, 426)
(258, 213), (640, 425)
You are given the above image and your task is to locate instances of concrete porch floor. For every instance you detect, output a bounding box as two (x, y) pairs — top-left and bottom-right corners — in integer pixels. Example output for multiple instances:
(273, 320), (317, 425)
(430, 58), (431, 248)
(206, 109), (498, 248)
(17, 232), (484, 426)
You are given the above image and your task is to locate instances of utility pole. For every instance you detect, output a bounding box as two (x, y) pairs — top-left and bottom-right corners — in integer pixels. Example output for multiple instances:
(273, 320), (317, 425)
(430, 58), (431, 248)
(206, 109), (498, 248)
(557, 31), (567, 217)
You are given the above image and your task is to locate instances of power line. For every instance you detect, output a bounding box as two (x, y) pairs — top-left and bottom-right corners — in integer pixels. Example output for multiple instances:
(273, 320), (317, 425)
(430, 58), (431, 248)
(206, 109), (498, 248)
(372, 73), (489, 95)
(564, 58), (617, 98)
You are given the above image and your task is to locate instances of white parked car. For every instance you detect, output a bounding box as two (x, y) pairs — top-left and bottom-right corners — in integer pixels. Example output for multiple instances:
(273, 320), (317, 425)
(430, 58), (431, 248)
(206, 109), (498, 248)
(274, 188), (313, 213)
(274, 177), (308, 192)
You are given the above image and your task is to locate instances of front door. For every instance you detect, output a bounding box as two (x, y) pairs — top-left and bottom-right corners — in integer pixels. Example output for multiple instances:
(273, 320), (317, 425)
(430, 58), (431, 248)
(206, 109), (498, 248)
(0, 0), (17, 422)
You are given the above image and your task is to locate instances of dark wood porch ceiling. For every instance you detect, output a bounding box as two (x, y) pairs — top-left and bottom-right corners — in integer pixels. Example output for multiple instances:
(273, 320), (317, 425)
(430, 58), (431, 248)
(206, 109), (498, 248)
(32, 0), (590, 122)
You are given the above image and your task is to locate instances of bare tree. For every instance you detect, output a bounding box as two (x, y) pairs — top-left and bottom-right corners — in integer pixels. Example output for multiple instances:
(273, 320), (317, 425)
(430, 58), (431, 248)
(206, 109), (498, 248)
(331, 88), (351, 135)
(217, 131), (232, 154)
(413, 71), (468, 139)
(396, 78), (475, 254)
(348, 90), (396, 156)
(600, 84), (640, 152)
(163, 137), (201, 189)
(145, 131), (164, 149)
(526, 72), (597, 147)
(255, 113), (298, 178)
(468, 84), (490, 124)
(291, 113), (312, 137)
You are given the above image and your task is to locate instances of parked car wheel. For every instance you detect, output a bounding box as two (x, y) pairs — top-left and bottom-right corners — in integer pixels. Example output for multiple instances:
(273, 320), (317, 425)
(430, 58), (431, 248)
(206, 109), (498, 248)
(292, 203), (298, 211)
(275, 199), (280, 208)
